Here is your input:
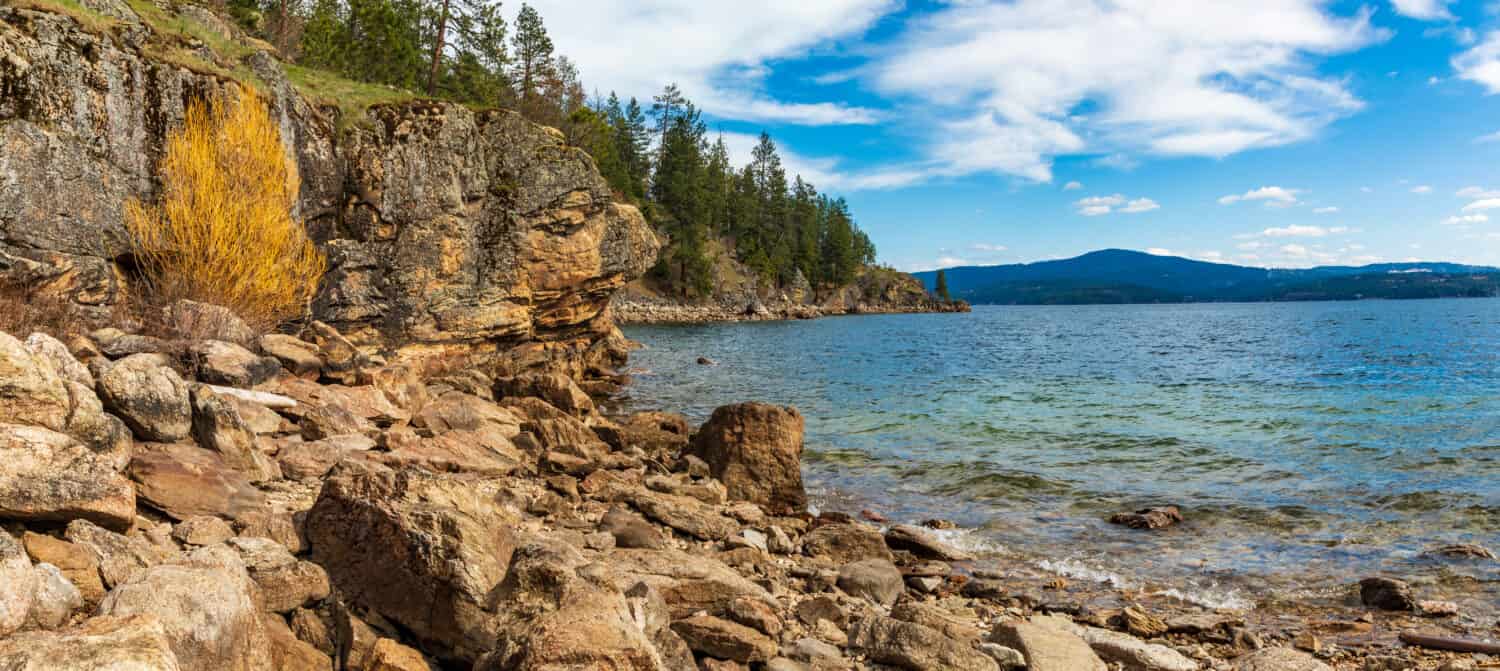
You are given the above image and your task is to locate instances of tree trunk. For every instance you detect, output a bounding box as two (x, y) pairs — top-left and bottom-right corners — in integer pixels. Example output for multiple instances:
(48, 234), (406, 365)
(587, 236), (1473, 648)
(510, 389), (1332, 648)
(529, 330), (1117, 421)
(426, 0), (451, 96)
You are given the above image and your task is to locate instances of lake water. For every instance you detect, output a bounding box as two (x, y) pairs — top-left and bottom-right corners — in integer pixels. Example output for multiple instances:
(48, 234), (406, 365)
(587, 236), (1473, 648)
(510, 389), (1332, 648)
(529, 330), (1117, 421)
(619, 299), (1500, 612)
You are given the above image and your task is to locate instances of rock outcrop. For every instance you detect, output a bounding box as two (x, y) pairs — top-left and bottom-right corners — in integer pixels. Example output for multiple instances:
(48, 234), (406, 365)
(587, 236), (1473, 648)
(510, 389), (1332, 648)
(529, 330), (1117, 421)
(0, 2), (657, 377)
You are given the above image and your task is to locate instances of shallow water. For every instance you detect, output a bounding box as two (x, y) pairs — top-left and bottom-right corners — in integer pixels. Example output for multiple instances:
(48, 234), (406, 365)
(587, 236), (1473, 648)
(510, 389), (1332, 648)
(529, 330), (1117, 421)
(619, 299), (1500, 612)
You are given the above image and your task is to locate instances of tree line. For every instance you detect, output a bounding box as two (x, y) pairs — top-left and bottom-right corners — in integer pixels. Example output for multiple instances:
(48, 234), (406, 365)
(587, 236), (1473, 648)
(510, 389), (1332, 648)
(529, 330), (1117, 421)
(223, 0), (879, 298)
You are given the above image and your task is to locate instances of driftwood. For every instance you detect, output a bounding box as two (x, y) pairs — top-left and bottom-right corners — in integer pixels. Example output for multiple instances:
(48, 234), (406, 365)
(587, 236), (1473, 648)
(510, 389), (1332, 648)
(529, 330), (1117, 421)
(1399, 631), (1500, 654)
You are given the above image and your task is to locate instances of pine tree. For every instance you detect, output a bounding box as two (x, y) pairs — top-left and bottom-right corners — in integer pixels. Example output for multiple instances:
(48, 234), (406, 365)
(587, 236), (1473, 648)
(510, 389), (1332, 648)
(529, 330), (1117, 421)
(935, 269), (951, 301)
(510, 3), (555, 118)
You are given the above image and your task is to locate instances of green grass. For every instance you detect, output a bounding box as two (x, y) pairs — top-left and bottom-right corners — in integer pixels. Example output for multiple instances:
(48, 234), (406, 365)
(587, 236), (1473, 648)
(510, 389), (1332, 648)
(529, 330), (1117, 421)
(284, 64), (416, 130)
(10, 0), (119, 33)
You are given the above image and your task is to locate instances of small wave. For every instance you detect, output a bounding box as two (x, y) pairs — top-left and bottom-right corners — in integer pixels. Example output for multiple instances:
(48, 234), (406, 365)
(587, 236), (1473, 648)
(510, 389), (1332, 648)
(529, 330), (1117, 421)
(1151, 586), (1254, 611)
(1036, 558), (1135, 589)
(925, 527), (1008, 557)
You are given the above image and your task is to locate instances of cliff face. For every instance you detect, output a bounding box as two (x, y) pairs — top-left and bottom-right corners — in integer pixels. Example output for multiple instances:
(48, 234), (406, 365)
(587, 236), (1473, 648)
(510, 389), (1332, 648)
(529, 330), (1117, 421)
(613, 266), (969, 324)
(0, 1), (658, 376)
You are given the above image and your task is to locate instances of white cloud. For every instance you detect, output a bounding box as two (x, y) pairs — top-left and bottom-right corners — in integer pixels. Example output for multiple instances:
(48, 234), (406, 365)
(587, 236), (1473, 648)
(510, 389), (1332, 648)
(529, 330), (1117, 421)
(1445, 213), (1490, 225)
(1073, 194), (1158, 216)
(869, 0), (1384, 180)
(1463, 198), (1500, 211)
(1391, 0), (1455, 20)
(1063, 181), (1083, 191)
(520, 0), (896, 125)
(968, 243), (1009, 252)
(1281, 243), (1312, 257)
(1146, 248), (1174, 256)
(1477, 130), (1500, 143)
(1313, 206), (1340, 214)
(717, 131), (926, 192)
(1219, 186), (1302, 206)
(1411, 185), (1433, 194)
(1454, 31), (1500, 94)
(1360, 186), (1374, 193)
(1457, 186), (1500, 198)
(1261, 224), (1349, 237)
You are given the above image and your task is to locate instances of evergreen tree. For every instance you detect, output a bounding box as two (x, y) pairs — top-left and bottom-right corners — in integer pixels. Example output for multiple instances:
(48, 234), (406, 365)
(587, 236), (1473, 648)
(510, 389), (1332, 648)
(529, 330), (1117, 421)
(935, 269), (951, 301)
(510, 3), (555, 119)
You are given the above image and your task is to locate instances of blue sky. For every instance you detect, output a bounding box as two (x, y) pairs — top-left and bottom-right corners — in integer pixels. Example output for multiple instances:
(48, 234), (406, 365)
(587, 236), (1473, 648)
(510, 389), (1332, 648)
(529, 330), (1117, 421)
(527, 0), (1500, 271)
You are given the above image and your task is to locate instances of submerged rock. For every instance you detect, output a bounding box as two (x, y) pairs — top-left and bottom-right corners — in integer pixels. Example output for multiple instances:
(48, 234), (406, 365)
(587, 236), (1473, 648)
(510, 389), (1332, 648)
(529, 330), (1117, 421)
(1108, 506), (1183, 530)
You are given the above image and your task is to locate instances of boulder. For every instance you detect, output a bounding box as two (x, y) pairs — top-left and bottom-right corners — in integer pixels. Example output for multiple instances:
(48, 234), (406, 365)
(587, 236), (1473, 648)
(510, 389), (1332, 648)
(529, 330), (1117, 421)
(0, 529), (37, 637)
(0, 330), (71, 431)
(167, 300), (258, 345)
(373, 428), (523, 477)
(626, 487), (740, 541)
(0, 423), (136, 529)
(595, 411), (691, 458)
(1075, 624), (1198, 671)
(803, 523), (894, 564)
(306, 321), (366, 384)
(91, 330), (169, 359)
(671, 615), (777, 663)
(189, 340), (282, 388)
(1109, 506), (1182, 530)
(27, 562), (84, 629)
(687, 402), (807, 515)
(22, 532), (106, 605)
(415, 391), (524, 435)
(64, 519), (180, 590)
(477, 539), (672, 671)
(1360, 577), (1416, 611)
(600, 506), (668, 549)
(605, 548), (775, 619)
(190, 386), (275, 480)
(172, 516), (236, 546)
(885, 524), (974, 561)
(494, 373), (595, 417)
(304, 462), (520, 664)
(263, 613), (334, 671)
(233, 509), (307, 555)
(98, 547), (273, 671)
(837, 559), (905, 606)
(98, 353), (192, 442)
(259, 335), (323, 379)
(988, 620), (1106, 671)
(848, 615), (999, 671)
(0, 614), (184, 670)
(366, 639), (433, 671)
(59, 377), (134, 457)
(227, 537), (330, 613)
(24, 332), (93, 389)
(1232, 648), (1332, 671)
(127, 443), (267, 520)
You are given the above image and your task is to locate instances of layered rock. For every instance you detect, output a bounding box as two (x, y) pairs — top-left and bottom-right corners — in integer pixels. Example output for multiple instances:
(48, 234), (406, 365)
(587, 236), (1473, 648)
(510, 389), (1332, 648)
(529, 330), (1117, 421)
(0, 3), (657, 376)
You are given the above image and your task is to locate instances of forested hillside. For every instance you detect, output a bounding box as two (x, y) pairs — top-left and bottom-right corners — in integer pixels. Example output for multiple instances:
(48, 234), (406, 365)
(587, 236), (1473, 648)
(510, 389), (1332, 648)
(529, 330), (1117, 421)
(218, 0), (880, 300)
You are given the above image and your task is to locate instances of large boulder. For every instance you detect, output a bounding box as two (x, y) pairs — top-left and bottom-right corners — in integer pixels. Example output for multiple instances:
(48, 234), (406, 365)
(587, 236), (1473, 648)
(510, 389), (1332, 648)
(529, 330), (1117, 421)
(188, 340), (282, 388)
(227, 537), (330, 614)
(97, 546), (273, 671)
(24, 332), (93, 389)
(1233, 648), (1332, 671)
(0, 614), (184, 670)
(0, 529), (37, 637)
(0, 423), (136, 529)
(98, 354), (192, 442)
(304, 462), (521, 664)
(687, 402), (806, 514)
(477, 540), (677, 671)
(803, 523), (894, 564)
(127, 443), (267, 521)
(837, 559), (905, 606)
(0, 331), (71, 431)
(849, 615), (999, 671)
(603, 548), (775, 619)
(494, 373), (594, 417)
(988, 620), (1105, 671)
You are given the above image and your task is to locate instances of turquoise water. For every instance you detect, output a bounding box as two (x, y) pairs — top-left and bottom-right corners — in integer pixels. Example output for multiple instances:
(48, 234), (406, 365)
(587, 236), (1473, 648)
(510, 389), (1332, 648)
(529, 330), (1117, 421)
(620, 299), (1500, 610)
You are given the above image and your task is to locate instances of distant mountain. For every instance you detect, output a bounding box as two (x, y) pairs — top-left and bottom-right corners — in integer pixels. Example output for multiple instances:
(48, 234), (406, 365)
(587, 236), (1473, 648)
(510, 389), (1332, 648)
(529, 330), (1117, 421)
(914, 249), (1500, 304)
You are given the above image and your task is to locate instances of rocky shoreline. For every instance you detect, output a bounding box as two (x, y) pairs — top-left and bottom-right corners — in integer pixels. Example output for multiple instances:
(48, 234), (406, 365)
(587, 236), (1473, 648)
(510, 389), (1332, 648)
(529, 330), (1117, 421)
(0, 307), (1491, 671)
(611, 286), (971, 326)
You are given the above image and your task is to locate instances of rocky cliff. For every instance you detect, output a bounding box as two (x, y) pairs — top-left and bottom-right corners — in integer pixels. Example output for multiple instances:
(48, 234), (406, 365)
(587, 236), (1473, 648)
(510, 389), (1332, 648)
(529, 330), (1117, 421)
(0, 0), (658, 377)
